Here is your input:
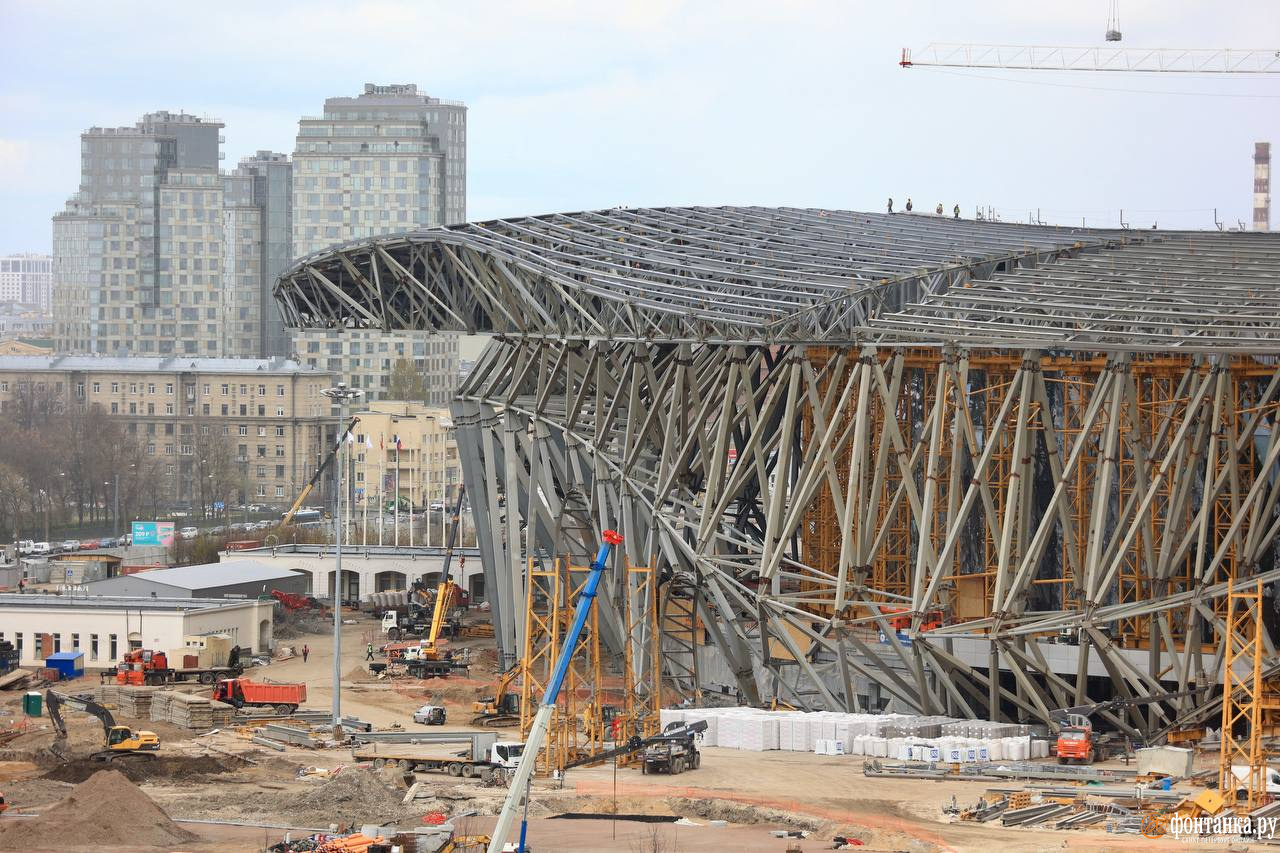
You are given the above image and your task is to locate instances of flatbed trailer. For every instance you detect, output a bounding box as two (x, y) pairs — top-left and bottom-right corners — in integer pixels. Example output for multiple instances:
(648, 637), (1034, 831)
(351, 733), (522, 781)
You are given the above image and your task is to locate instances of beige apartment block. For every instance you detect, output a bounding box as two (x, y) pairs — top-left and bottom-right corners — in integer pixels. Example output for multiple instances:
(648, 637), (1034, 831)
(347, 401), (460, 515)
(0, 355), (334, 507)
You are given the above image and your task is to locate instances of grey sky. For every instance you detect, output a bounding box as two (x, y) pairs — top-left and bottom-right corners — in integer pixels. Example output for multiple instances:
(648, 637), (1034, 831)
(1, 0), (1276, 254)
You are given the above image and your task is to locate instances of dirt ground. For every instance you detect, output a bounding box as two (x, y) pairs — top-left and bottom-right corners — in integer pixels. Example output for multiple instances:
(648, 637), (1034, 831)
(0, 612), (1241, 851)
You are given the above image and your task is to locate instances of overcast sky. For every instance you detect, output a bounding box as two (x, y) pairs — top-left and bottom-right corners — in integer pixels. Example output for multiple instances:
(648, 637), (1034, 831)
(1, 0), (1277, 254)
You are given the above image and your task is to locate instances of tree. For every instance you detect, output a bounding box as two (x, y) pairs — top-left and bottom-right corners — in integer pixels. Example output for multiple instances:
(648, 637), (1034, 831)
(192, 423), (238, 519)
(387, 358), (427, 402)
(0, 462), (29, 542)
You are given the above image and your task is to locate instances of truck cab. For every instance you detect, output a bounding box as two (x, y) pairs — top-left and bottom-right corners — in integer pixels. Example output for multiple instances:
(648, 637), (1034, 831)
(491, 741), (524, 768)
(1230, 765), (1280, 796)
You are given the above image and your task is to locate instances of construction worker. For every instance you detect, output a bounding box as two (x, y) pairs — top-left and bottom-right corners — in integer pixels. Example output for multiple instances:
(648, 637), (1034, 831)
(366, 643), (374, 661)
(935, 203), (944, 215)
(905, 198), (913, 212)
(953, 204), (961, 220)
(302, 644), (309, 663)
(887, 197), (894, 214)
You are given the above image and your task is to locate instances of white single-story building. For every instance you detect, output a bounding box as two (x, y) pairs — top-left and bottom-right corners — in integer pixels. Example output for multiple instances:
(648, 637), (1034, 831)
(222, 544), (486, 604)
(82, 559), (308, 600)
(0, 593), (275, 668)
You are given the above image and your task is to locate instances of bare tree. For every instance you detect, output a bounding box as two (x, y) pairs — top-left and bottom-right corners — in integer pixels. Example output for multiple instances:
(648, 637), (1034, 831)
(387, 357), (426, 402)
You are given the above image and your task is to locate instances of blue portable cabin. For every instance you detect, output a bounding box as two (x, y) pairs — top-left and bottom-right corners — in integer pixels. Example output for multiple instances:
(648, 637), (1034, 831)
(45, 650), (85, 680)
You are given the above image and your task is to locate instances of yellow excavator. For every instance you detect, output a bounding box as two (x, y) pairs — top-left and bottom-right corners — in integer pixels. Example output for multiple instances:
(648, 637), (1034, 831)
(472, 664), (522, 727)
(46, 689), (161, 762)
(281, 415), (360, 526)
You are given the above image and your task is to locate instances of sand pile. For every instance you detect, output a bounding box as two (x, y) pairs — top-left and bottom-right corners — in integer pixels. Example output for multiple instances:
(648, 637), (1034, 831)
(0, 768), (196, 848)
(43, 753), (236, 784)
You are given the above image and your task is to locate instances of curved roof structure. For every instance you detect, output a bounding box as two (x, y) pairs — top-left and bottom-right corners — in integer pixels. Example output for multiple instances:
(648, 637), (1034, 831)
(275, 205), (1280, 352)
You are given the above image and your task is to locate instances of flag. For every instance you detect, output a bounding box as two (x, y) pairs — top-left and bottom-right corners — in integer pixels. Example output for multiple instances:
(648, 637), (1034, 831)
(394, 435), (403, 451)
(346, 431), (355, 444)
(365, 434), (372, 449)
(379, 434), (384, 450)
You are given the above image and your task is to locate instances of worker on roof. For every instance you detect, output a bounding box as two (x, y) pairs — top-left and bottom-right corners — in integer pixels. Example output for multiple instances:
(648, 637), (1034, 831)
(954, 204), (961, 219)
(887, 197), (894, 214)
(936, 203), (944, 215)
(905, 198), (913, 212)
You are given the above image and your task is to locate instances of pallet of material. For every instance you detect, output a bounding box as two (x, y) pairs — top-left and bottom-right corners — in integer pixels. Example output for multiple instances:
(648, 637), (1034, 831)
(0, 668), (31, 690)
(167, 692), (214, 729)
(211, 700), (234, 727)
(114, 686), (156, 717)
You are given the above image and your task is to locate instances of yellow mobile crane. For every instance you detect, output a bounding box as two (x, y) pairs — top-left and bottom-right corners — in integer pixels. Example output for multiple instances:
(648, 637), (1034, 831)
(281, 415), (360, 526)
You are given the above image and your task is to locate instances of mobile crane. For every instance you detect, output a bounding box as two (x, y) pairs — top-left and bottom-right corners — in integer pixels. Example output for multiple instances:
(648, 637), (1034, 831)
(46, 690), (161, 762)
(281, 415), (359, 526)
(487, 529), (623, 853)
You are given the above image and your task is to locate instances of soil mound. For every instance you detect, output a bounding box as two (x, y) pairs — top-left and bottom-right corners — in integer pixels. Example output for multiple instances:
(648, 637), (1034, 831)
(42, 753), (236, 784)
(177, 766), (409, 827)
(0, 768), (196, 848)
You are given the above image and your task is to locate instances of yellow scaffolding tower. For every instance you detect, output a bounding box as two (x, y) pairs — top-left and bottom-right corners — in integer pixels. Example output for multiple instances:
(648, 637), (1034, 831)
(1219, 579), (1264, 810)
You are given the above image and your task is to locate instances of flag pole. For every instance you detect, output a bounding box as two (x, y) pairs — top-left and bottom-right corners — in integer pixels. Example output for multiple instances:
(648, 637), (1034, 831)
(394, 437), (401, 548)
(378, 433), (384, 547)
(408, 436), (415, 549)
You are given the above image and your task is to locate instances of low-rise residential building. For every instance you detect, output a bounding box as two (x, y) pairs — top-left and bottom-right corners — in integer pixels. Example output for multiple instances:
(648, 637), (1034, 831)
(0, 592), (275, 668)
(0, 355), (334, 507)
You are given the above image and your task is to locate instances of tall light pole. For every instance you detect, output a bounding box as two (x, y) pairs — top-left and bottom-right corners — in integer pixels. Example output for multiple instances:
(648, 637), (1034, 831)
(321, 382), (362, 732)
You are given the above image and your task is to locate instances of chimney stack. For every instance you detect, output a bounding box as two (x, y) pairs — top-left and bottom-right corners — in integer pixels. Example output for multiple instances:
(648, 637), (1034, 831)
(1255, 142), (1271, 231)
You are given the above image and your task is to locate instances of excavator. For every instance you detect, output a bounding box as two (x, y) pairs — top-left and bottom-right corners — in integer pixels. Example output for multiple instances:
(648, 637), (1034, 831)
(46, 690), (161, 762)
(472, 665), (522, 728)
(280, 415), (359, 526)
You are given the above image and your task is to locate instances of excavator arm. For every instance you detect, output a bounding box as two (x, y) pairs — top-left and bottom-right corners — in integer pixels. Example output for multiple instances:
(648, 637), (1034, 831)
(282, 415), (360, 526)
(46, 690), (117, 747)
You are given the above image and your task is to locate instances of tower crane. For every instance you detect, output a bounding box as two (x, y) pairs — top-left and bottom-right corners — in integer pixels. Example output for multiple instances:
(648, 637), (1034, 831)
(900, 44), (1280, 74)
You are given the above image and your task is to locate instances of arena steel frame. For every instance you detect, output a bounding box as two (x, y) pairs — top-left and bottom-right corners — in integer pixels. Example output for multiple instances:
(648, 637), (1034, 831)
(277, 206), (1280, 739)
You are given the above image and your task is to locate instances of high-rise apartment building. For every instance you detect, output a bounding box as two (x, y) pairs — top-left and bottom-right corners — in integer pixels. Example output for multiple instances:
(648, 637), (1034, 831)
(0, 254), (53, 311)
(1255, 142), (1271, 232)
(291, 84), (464, 404)
(51, 112), (292, 358)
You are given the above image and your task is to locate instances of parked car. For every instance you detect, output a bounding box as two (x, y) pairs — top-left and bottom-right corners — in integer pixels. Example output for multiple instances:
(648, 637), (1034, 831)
(412, 704), (447, 725)
(117, 533), (132, 547)
(208, 525), (227, 536)
(29, 541), (51, 556)
(253, 520), (273, 531)
(79, 539), (100, 550)
(16, 540), (33, 556)
(59, 539), (80, 552)
(179, 526), (199, 540)
(429, 502), (445, 512)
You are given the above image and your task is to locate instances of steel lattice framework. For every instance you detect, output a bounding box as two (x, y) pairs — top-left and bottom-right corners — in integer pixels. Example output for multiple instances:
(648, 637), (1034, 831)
(277, 206), (1280, 738)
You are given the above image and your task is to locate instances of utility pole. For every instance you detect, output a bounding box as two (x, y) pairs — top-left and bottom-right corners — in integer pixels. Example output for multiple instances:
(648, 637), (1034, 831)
(321, 382), (362, 736)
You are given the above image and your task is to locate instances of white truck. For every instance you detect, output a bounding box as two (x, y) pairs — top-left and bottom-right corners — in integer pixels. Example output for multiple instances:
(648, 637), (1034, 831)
(352, 731), (523, 783)
(1229, 765), (1280, 795)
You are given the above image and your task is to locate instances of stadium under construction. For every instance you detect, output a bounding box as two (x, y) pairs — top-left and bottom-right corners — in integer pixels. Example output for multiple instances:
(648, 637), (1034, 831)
(276, 206), (1280, 744)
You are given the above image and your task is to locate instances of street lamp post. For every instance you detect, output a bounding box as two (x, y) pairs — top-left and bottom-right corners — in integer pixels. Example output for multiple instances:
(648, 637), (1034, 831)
(321, 382), (362, 734)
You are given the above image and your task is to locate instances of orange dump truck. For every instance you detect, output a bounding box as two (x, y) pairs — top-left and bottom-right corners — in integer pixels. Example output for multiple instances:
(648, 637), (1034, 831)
(212, 678), (306, 714)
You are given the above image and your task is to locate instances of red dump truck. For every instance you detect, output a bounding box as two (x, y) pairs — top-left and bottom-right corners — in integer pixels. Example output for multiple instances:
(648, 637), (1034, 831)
(212, 678), (307, 714)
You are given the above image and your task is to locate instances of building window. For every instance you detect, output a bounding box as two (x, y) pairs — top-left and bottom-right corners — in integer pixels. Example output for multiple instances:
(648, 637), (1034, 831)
(257, 465), (266, 477)
(203, 384), (211, 396)
(15, 633), (22, 657)
(257, 445), (267, 457)
(202, 404), (210, 415)
(109, 634), (117, 660)
(148, 383), (156, 394)
(166, 403), (174, 415)
(275, 406), (284, 417)
(110, 382), (119, 393)
(257, 426), (266, 437)
(180, 444), (192, 455)
(221, 384), (229, 395)
(92, 382), (101, 393)
(147, 402), (155, 415)
(275, 426), (284, 437)
(239, 425), (248, 436)
(275, 465), (285, 477)
(257, 384), (266, 395)
(111, 402), (119, 414)
(221, 404), (229, 415)
(75, 382), (85, 398)
(275, 444), (284, 457)
(53, 633), (61, 653)
(275, 485), (285, 498)
(277, 384), (285, 397)
(165, 444), (175, 455)
(166, 464), (175, 475)
(165, 383), (173, 394)
(71, 632), (80, 649)
(90, 634), (98, 661)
